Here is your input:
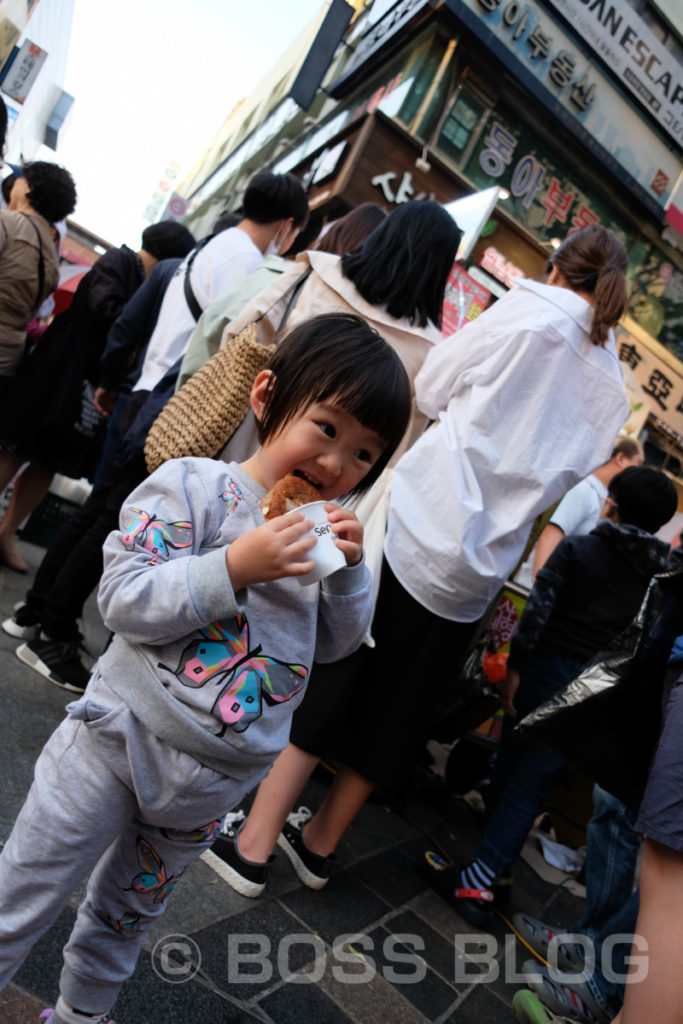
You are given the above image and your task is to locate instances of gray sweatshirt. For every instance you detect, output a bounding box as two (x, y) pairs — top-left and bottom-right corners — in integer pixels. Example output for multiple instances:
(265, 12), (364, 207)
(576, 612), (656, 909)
(97, 458), (372, 780)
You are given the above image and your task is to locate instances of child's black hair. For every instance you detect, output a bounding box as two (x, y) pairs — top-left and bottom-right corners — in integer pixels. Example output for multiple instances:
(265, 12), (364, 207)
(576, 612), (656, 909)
(256, 313), (411, 495)
(608, 465), (678, 534)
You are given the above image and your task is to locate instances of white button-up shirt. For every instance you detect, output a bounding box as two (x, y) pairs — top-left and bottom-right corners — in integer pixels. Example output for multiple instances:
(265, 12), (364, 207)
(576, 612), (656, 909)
(385, 278), (628, 622)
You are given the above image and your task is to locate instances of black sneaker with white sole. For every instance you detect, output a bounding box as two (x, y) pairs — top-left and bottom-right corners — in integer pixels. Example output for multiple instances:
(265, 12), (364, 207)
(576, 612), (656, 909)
(200, 813), (274, 898)
(2, 602), (42, 640)
(276, 807), (335, 889)
(16, 634), (91, 693)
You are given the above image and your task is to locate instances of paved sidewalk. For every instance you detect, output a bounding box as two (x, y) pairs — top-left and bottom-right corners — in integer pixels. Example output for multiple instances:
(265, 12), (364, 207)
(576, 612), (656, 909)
(0, 538), (587, 1024)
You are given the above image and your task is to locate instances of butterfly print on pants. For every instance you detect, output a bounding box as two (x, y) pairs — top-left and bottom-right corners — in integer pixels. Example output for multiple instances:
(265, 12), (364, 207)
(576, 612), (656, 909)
(125, 835), (178, 903)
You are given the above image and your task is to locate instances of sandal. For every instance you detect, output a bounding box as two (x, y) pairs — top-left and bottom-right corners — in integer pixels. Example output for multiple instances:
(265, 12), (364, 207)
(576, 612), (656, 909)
(417, 850), (495, 927)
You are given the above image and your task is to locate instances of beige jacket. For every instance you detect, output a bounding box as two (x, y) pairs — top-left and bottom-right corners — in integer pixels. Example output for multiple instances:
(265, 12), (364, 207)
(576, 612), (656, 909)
(221, 250), (442, 458)
(0, 210), (59, 376)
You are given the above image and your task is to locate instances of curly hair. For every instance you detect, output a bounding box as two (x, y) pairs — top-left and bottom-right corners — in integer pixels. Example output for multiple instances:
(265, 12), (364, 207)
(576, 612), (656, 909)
(23, 161), (77, 224)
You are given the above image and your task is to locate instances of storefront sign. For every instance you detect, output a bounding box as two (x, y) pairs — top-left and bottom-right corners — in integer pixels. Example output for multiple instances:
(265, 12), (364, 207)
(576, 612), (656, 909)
(617, 324), (683, 440)
(446, 0), (681, 214)
(479, 245), (525, 288)
(464, 107), (637, 250)
(306, 111), (460, 213)
(1, 39), (47, 104)
(370, 168), (435, 203)
(442, 263), (492, 334)
(545, 0), (683, 147)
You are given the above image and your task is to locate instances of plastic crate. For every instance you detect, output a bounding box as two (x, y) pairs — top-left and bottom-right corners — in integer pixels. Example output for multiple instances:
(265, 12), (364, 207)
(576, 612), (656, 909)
(18, 492), (82, 548)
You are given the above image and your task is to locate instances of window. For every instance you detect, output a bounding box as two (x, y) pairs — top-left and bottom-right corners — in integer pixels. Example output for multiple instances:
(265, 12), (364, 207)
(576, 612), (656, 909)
(394, 34), (453, 135)
(435, 86), (487, 164)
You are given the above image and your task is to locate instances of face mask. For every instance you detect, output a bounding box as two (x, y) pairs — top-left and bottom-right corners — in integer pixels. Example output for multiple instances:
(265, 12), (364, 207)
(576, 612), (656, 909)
(265, 223), (285, 257)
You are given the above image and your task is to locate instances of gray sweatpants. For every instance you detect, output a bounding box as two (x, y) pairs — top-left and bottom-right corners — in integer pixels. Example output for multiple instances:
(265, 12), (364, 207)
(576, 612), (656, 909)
(0, 671), (253, 1013)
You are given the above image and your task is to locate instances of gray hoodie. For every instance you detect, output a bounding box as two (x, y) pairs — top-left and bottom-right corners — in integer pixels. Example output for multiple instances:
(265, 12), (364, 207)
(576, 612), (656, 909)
(97, 458), (372, 779)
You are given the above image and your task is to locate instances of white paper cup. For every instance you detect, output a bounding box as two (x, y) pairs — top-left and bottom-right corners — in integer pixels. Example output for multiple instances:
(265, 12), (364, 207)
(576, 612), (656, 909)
(287, 500), (346, 586)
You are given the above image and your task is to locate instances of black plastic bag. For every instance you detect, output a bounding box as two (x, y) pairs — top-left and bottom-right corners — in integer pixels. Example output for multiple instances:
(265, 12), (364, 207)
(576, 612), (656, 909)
(517, 565), (683, 814)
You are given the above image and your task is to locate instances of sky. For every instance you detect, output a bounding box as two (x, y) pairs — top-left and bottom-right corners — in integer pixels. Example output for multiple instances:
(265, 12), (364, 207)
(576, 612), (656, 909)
(56, 0), (325, 247)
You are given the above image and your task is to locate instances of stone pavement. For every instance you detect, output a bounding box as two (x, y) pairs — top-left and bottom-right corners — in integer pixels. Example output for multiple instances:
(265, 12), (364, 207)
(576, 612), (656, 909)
(0, 537), (588, 1024)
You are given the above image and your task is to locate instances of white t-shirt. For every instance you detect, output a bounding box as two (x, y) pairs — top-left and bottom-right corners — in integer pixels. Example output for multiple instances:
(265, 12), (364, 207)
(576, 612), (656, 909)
(384, 279), (628, 622)
(134, 227), (263, 392)
(551, 474), (607, 535)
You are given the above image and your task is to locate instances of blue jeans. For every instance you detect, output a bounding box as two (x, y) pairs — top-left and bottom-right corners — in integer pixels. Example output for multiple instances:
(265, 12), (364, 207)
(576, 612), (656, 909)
(574, 784), (640, 1017)
(477, 649), (582, 875)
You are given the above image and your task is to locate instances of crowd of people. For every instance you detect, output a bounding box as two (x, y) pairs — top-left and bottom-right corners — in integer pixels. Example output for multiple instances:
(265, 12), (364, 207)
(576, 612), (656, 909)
(0, 103), (681, 1024)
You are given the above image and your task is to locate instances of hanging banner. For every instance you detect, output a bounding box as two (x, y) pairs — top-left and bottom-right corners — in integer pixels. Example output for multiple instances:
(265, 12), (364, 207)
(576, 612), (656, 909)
(1, 38), (47, 104)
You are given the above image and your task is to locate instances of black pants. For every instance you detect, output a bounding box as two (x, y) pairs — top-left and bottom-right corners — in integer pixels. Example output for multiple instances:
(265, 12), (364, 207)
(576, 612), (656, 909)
(25, 455), (148, 641)
(23, 390), (152, 642)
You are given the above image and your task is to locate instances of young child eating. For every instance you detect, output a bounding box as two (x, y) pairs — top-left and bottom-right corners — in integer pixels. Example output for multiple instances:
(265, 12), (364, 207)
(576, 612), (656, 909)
(0, 312), (411, 1024)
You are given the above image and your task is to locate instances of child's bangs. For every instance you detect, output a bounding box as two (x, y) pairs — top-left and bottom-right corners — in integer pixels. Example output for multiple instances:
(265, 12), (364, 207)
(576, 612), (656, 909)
(319, 376), (404, 451)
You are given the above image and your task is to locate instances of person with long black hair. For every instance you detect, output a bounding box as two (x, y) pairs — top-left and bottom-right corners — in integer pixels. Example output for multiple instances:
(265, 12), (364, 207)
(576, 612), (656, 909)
(215, 199), (461, 461)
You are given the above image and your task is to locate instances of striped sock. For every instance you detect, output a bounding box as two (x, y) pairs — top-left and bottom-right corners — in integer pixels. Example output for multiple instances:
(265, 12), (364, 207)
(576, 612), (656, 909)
(459, 858), (496, 893)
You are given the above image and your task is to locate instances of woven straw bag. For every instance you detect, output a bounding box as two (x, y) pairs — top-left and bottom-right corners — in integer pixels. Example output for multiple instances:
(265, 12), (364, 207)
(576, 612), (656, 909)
(144, 322), (275, 473)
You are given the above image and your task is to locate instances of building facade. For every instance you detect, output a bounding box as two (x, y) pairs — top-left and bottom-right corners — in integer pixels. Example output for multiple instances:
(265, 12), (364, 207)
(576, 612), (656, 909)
(0, 0), (76, 163)
(182, 0), (683, 472)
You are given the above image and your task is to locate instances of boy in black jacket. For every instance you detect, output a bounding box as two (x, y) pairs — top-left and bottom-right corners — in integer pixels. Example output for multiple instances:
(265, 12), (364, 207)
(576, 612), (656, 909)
(421, 467), (677, 950)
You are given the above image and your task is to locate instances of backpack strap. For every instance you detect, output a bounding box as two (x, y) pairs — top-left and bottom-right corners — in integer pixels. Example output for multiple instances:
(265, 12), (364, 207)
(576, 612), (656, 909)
(276, 266), (311, 334)
(21, 213), (45, 310)
(183, 234), (214, 322)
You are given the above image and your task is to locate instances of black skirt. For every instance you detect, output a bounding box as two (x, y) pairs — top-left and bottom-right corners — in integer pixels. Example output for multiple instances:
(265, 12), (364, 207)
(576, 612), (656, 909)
(290, 558), (479, 792)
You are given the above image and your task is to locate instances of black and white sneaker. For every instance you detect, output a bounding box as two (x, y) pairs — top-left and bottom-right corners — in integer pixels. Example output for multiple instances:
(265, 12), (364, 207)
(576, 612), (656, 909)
(16, 634), (91, 694)
(277, 806), (335, 890)
(200, 812), (273, 898)
(2, 601), (41, 640)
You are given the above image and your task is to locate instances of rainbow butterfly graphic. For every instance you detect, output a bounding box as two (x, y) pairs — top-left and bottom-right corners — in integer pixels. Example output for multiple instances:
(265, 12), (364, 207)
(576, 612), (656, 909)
(120, 506), (193, 565)
(159, 613), (307, 733)
(95, 907), (141, 932)
(125, 836), (178, 903)
(220, 481), (242, 516)
(160, 819), (221, 844)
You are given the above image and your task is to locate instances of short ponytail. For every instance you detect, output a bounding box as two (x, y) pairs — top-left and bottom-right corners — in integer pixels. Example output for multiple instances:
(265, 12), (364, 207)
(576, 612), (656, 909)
(551, 226), (629, 347)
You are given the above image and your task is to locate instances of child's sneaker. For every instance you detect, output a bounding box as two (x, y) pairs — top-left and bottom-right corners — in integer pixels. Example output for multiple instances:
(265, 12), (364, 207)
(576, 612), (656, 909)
(200, 814), (273, 898)
(16, 634), (91, 693)
(2, 601), (41, 639)
(276, 806), (336, 889)
(512, 988), (582, 1023)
